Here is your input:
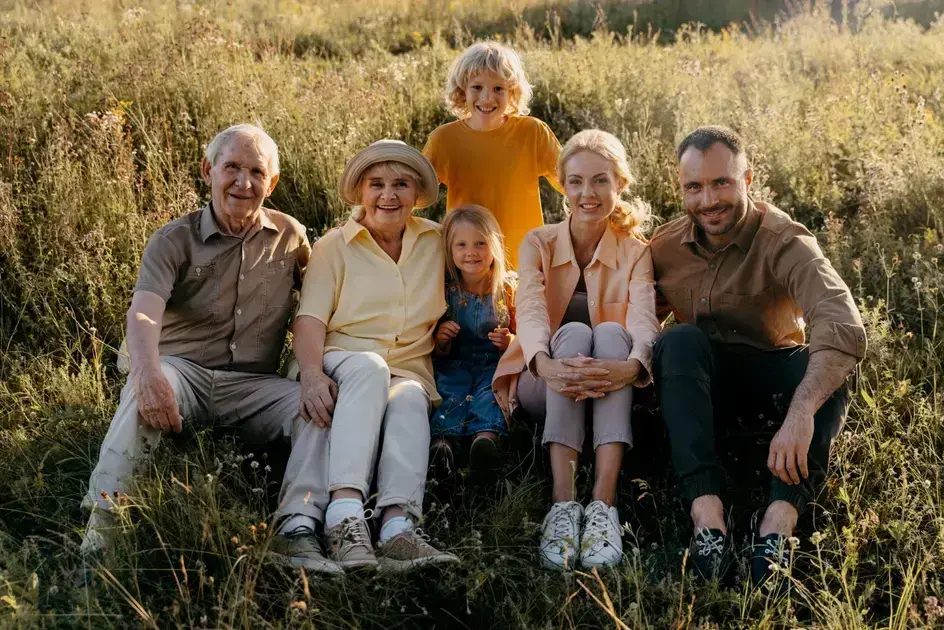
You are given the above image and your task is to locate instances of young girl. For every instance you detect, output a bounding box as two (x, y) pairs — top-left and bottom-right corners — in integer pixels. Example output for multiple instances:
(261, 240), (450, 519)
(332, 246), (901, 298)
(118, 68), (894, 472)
(422, 41), (563, 269)
(430, 205), (516, 477)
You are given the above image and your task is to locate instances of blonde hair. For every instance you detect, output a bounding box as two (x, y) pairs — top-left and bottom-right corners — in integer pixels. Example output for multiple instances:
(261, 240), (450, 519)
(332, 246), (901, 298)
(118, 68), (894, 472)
(445, 42), (533, 118)
(558, 129), (651, 241)
(442, 205), (513, 327)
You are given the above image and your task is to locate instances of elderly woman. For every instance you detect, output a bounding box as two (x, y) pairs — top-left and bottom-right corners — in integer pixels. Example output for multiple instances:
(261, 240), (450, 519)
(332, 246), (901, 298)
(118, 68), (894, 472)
(287, 140), (458, 572)
(493, 130), (660, 570)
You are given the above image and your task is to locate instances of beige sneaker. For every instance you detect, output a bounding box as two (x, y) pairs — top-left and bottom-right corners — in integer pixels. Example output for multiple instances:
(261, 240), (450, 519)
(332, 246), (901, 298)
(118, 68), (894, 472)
(325, 517), (379, 569)
(268, 534), (343, 575)
(376, 528), (459, 572)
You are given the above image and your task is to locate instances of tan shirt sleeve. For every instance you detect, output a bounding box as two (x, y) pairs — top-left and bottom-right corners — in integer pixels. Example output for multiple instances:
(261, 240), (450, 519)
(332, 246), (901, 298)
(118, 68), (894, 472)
(770, 226), (867, 360)
(625, 247), (661, 386)
(134, 231), (183, 302)
(296, 235), (340, 327)
(515, 232), (551, 374)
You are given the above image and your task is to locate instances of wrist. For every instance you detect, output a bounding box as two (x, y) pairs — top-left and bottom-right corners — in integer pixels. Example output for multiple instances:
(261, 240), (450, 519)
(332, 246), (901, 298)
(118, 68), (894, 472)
(534, 352), (553, 376)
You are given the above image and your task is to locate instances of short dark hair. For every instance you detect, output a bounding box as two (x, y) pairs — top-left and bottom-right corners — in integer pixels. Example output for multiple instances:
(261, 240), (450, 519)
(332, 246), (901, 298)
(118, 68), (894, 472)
(676, 125), (746, 162)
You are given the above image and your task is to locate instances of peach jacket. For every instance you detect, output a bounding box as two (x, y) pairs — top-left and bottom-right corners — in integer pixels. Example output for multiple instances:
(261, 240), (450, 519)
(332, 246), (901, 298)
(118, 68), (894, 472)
(492, 219), (661, 417)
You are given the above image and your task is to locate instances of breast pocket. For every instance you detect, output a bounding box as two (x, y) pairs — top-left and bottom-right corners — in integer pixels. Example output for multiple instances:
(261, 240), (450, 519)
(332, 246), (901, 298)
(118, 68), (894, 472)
(263, 255), (296, 314)
(172, 262), (218, 313)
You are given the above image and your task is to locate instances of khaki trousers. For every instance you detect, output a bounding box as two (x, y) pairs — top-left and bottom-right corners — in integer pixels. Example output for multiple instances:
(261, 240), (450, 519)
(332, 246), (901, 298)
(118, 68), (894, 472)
(310, 350), (431, 519)
(84, 355), (330, 522)
(516, 322), (634, 452)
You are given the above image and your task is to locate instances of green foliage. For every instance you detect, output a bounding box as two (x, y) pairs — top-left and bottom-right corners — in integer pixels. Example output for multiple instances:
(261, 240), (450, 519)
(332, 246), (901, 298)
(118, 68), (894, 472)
(0, 0), (943, 627)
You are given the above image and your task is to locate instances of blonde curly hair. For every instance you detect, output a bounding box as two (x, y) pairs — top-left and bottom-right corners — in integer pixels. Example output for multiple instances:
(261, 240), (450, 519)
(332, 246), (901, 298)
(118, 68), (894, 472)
(557, 129), (651, 241)
(444, 41), (533, 118)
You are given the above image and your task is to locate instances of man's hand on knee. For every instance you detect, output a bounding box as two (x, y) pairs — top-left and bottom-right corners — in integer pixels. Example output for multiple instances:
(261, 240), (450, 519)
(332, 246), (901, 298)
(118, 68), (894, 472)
(767, 407), (814, 485)
(133, 367), (183, 433)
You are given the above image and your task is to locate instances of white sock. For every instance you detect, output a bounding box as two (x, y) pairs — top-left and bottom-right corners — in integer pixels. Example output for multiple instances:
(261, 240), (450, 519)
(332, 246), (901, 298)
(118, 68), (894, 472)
(379, 516), (413, 543)
(279, 514), (318, 536)
(325, 498), (365, 530)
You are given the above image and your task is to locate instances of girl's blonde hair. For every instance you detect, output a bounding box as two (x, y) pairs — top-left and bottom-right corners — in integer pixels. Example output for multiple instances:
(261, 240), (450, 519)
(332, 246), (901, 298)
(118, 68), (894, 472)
(445, 42), (533, 118)
(557, 129), (651, 241)
(442, 205), (513, 327)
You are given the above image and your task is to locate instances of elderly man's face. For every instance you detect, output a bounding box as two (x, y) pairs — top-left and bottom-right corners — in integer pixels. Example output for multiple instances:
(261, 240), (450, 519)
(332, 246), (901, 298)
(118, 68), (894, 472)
(679, 142), (752, 244)
(202, 134), (278, 224)
(358, 164), (418, 233)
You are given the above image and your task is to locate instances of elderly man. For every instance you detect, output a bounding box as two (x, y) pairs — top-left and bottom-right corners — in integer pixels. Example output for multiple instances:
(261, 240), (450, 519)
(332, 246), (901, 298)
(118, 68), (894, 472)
(650, 126), (866, 587)
(82, 124), (340, 574)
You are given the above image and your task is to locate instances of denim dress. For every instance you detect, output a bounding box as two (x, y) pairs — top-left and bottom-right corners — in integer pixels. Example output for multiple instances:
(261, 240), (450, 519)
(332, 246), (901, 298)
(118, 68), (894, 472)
(431, 284), (509, 437)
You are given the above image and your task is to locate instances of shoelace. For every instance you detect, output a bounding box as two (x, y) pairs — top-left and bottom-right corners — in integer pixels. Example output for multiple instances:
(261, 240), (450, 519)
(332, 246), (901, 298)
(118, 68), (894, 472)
(763, 537), (786, 564)
(583, 506), (613, 536)
(339, 517), (372, 548)
(695, 530), (725, 557)
(548, 506), (579, 539)
(411, 527), (432, 546)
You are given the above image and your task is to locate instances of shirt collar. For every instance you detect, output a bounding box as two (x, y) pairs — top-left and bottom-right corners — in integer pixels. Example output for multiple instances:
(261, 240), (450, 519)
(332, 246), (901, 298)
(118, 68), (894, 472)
(200, 203), (278, 242)
(342, 213), (435, 245)
(680, 199), (761, 253)
(551, 218), (619, 269)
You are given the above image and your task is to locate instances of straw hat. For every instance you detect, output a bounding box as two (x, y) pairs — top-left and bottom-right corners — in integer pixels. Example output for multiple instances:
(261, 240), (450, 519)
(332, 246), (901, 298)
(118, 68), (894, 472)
(338, 139), (439, 209)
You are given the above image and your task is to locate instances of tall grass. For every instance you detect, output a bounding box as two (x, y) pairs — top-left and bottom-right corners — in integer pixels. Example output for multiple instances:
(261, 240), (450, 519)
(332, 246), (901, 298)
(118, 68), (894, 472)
(0, 0), (942, 627)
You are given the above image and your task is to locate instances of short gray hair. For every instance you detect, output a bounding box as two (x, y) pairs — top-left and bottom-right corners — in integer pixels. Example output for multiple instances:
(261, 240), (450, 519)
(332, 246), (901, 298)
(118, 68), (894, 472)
(204, 124), (280, 175)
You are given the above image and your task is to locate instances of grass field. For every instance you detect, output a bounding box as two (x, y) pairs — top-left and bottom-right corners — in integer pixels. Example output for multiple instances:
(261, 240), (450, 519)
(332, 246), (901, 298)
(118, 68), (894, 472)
(0, 0), (943, 627)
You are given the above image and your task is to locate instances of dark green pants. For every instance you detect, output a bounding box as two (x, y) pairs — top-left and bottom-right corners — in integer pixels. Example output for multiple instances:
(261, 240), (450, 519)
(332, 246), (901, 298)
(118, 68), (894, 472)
(653, 324), (850, 515)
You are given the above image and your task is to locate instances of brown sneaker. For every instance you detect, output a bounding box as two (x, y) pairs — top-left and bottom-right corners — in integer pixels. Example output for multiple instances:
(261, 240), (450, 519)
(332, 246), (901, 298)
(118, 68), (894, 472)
(325, 517), (379, 569)
(268, 534), (343, 575)
(376, 528), (459, 572)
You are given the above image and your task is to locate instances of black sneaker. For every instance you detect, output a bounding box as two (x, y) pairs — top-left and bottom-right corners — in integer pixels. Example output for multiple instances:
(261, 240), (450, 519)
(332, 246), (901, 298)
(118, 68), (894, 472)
(689, 528), (732, 582)
(469, 435), (501, 473)
(750, 532), (790, 590)
(429, 439), (454, 480)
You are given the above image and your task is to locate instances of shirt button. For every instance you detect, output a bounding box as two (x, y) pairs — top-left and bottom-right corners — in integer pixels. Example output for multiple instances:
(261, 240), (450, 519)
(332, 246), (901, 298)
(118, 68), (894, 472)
(195, 267), (202, 275)
(589, 301), (596, 306)
(229, 342), (236, 351)
(239, 274), (245, 281)
(586, 271), (592, 277)
(236, 308), (242, 316)
(709, 263), (716, 270)
(280, 260), (285, 268)
(700, 297), (708, 304)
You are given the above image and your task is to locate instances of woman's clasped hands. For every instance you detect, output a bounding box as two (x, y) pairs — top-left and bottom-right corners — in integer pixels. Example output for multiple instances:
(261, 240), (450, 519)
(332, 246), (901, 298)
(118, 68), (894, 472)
(535, 353), (643, 402)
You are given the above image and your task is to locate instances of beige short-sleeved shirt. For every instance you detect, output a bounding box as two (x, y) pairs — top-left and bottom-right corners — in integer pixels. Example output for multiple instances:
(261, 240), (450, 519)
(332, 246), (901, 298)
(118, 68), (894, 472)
(650, 201), (866, 359)
(135, 204), (311, 374)
(296, 215), (447, 402)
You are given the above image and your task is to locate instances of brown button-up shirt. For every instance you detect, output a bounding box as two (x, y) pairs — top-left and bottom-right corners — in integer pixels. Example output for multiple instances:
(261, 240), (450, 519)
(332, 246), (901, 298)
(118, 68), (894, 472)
(134, 204), (311, 374)
(650, 201), (866, 359)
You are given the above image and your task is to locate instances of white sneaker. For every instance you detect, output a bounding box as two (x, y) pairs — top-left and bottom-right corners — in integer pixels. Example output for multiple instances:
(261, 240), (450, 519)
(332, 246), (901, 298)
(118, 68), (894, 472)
(80, 509), (114, 556)
(539, 501), (583, 570)
(580, 500), (623, 568)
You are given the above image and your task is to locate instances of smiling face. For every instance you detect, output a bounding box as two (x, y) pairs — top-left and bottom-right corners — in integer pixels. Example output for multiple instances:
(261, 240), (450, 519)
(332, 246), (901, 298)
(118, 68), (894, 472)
(464, 73), (511, 130)
(357, 163), (418, 234)
(449, 220), (494, 282)
(679, 142), (753, 248)
(201, 133), (278, 226)
(563, 150), (621, 227)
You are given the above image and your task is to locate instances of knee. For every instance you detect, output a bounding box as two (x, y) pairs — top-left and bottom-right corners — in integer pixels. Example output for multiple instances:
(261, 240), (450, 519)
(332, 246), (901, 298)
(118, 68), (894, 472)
(592, 322), (631, 360)
(550, 322), (593, 358)
(344, 352), (391, 385)
(655, 324), (710, 361)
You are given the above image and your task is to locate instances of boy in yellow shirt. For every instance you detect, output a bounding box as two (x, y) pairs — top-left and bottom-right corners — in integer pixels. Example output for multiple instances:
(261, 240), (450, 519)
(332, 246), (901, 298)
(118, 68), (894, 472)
(423, 41), (563, 268)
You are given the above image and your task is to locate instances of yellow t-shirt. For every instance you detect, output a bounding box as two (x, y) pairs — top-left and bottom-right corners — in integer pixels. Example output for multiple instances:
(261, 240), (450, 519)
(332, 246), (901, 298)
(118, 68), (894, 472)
(422, 116), (563, 268)
(295, 215), (447, 402)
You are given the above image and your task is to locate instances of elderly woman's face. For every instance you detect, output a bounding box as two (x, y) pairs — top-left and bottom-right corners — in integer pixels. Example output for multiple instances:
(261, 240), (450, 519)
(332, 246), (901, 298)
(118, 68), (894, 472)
(563, 150), (620, 226)
(358, 164), (418, 232)
(203, 134), (277, 223)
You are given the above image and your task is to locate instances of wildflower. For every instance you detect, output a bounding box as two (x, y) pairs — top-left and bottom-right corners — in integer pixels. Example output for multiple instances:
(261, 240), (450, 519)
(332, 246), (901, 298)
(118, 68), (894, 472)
(231, 536), (239, 545)
(788, 536), (800, 549)
(250, 460), (259, 469)
(810, 531), (827, 545)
